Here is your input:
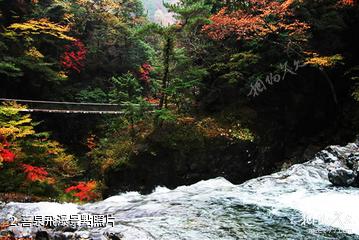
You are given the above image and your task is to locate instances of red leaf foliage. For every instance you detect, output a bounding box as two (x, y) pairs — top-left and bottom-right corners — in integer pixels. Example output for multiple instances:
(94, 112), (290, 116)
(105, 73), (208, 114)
(139, 63), (154, 83)
(0, 138), (15, 163)
(21, 164), (48, 182)
(0, 148), (15, 163)
(60, 40), (87, 73)
(340, 0), (357, 5)
(65, 181), (98, 201)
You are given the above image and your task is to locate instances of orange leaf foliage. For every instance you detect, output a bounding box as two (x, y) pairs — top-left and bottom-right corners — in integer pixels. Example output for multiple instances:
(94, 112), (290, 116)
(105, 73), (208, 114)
(202, 0), (309, 41)
(144, 97), (160, 105)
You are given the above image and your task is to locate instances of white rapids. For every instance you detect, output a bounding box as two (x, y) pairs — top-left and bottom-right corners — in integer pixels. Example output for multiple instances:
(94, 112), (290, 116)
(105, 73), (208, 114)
(1, 143), (359, 239)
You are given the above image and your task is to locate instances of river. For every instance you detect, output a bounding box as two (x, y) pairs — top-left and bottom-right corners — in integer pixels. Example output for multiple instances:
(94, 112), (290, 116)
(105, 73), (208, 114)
(1, 143), (359, 239)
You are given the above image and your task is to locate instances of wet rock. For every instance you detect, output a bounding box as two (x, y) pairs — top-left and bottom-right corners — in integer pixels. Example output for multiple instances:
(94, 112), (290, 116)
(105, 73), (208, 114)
(346, 152), (359, 169)
(56, 232), (78, 240)
(315, 150), (338, 163)
(318, 141), (359, 187)
(35, 231), (49, 240)
(104, 232), (124, 240)
(328, 167), (357, 186)
(54, 226), (77, 233)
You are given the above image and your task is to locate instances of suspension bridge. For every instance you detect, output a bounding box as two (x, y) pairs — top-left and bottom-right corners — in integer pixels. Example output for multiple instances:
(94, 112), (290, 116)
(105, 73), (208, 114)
(0, 98), (156, 115)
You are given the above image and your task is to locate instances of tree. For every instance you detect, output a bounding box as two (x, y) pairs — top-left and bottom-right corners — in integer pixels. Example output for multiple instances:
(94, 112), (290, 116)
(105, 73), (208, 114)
(109, 72), (150, 139)
(0, 16), (77, 97)
(137, 0), (212, 113)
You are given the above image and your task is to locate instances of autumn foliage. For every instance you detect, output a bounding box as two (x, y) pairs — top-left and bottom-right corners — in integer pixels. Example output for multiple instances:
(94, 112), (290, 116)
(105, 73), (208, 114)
(139, 63), (154, 82)
(0, 135), (15, 164)
(144, 97), (160, 105)
(340, 0), (358, 6)
(6, 18), (76, 41)
(0, 103), (79, 198)
(61, 40), (87, 73)
(87, 134), (97, 151)
(202, 0), (309, 42)
(0, 147), (15, 164)
(21, 164), (49, 182)
(65, 181), (99, 201)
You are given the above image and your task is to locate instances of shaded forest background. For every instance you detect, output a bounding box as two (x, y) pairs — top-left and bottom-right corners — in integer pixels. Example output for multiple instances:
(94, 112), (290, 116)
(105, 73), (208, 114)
(0, 0), (358, 202)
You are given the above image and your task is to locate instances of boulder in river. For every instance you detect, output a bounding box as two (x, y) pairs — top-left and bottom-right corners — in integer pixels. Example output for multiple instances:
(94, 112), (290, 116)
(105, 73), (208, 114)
(328, 167), (357, 186)
(316, 142), (359, 187)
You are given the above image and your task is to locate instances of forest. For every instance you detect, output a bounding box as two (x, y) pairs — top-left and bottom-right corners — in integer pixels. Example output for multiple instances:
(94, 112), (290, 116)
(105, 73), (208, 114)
(0, 0), (358, 204)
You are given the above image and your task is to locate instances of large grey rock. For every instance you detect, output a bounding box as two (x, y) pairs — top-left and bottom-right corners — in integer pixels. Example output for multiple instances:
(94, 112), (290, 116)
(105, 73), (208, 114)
(328, 167), (357, 186)
(316, 141), (359, 187)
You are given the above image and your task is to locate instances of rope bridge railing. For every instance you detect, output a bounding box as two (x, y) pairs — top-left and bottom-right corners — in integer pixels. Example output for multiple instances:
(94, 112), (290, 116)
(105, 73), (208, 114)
(0, 98), (155, 115)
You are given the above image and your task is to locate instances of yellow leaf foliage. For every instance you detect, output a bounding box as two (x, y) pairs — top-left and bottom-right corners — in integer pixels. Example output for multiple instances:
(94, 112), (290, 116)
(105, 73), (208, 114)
(25, 47), (44, 59)
(0, 103), (35, 140)
(57, 71), (68, 79)
(45, 141), (80, 177)
(305, 54), (344, 68)
(7, 18), (76, 41)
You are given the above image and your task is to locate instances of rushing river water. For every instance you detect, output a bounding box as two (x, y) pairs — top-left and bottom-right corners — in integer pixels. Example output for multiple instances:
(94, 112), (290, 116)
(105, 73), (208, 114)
(2, 143), (359, 239)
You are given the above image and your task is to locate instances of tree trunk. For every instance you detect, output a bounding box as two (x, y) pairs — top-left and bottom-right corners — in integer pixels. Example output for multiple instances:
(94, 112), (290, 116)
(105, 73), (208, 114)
(159, 35), (173, 109)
